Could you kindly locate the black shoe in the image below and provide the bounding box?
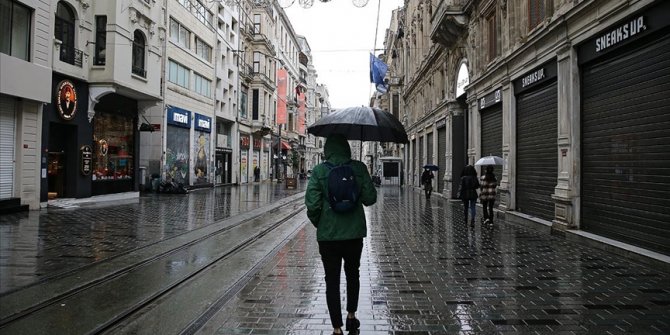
[346,317,360,332]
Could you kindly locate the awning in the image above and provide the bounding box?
[274,140,291,150]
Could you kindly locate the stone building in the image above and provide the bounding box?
[388,0,670,255]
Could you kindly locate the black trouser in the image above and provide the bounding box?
[482,199,494,221]
[318,238,364,329]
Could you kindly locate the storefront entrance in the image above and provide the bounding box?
[47,123,77,198]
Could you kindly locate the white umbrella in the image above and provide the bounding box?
[475,155,505,166]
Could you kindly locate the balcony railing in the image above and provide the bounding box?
[132,66,147,78]
[60,44,83,67]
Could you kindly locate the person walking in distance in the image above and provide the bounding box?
[421,168,434,199]
[305,134,377,335]
[479,165,497,226]
[458,165,480,227]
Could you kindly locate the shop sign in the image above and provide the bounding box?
[578,1,670,65]
[240,135,250,150]
[436,117,446,128]
[455,62,469,98]
[56,80,77,121]
[195,113,212,132]
[479,88,502,110]
[513,61,557,94]
[253,138,262,150]
[167,106,191,128]
[80,145,92,176]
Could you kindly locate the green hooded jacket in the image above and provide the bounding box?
[305,134,377,241]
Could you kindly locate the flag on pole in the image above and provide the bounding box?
[370,53,389,94]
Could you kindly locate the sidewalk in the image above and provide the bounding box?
[197,186,670,334]
[0,182,305,294]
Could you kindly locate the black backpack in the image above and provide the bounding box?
[324,160,360,213]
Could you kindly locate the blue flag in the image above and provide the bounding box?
[370,53,388,93]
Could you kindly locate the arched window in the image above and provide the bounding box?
[132,30,146,77]
[55,2,76,65]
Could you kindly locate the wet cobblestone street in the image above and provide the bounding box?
[0,183,304,293]
[200,187,670,335]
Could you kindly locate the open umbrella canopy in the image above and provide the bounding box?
[423,164,439,171]
[307,106,409,143]
[475,155,505,166]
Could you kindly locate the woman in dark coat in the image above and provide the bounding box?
[458,165,480,226]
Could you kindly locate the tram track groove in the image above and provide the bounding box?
[0,195,305,334]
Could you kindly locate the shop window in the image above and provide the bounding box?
[0,0,31,61]
[93,113,134,181]
[94,15,106,65]
[132,30,146,77]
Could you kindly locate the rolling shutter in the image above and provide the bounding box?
[0,96,16,199]
[581,32,670,255]
[480,106,502,159]
[515,82,558,221]
[437,126,446,193]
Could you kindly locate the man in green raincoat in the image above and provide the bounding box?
[305,134,377,335]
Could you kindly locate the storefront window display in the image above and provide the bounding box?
[92,112,134,181]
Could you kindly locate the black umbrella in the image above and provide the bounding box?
[307,106,409,143]
[423,164,439,171]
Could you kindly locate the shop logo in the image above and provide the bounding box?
[172,112,188,124]
[198,119,210,130]
[56,80,77,120]
[595,16,646,53]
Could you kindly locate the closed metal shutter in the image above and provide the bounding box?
[412,138,416,185]
[515,82,558,221]
[0,96,16,199]
[418,136,423,184]
[480,106,502,159]
[426,132,433,164]
[438,126,446,193]
[581,33,670,255]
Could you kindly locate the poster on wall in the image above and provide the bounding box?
[166,126,190,185]
[194,132,210,184]
[240,152,248,183]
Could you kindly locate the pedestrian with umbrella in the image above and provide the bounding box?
[421,164,438,199]
[306,106,408,335]
[479,165,497,226]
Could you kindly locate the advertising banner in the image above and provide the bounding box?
[298,91,306,134]
[277,68,288,125]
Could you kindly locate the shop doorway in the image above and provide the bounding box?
[48,123,76,198]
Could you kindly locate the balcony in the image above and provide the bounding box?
[59,44,83,67]
[251,32,275,55]
[240,63,253,83]
[251,70,275,91]
[430,0,471,48]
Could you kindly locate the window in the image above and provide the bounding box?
[170,18,190,48]
[253,14,260,34]
[94,16,106,65]
[177,0,189,9]
[195,37,211,62]
[55,1,77,65]
[486,11,498,62]
[194,73,211,97]
[168,59,189,88]
[240,91,248,119]
[528,0,546,30]
[252,89,259,120]
[253,51,260,73]
[0,0,31,61]
[193,1,212,27]
[132,30,146,77]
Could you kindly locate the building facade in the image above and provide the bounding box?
[0,0,53,210]
[388,0,670,255]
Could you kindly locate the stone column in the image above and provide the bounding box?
[445,100,464,197]
[466,97,479,165]
[552,43,580,230]
[499,81,513,211]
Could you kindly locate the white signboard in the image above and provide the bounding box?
[456,62,469,98]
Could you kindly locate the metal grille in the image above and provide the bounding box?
[515,82,558,221]
[581,32,670,255]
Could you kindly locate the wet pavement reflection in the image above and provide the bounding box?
[202,186,670,335]
[0,183,304,294]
